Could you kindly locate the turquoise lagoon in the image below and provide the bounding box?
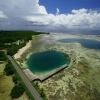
[27,50,70,72]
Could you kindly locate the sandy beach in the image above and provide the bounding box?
[14,40,32,59]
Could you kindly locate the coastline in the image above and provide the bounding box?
[14,40,32,59]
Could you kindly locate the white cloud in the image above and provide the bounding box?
[72,8,88,14]
[0,11,7,18]
[39,6,48,15]
[0,0,47,17]
[0,0,100,33]
[56,8,60,15]
[25,8,100,30]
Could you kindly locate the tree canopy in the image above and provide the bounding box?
[10,83,25,98]
[4,62,14,76]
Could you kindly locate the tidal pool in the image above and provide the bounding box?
[59,38,100,49]
[27,50,70,72]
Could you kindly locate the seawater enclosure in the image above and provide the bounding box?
[27,50,70,72]
[16,34,71,81]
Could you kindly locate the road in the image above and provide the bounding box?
[7,55,43,100]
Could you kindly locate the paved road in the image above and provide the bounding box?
[7,55,43,100]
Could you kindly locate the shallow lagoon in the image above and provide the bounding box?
[27,50,70,72]
[59,38,100,49]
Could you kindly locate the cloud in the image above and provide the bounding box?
[72,8,88,14]
[25,8,100,30]
[0,0,47,17]
[0,0,100,33]
[56,8,60,15]
[0,11,7,18]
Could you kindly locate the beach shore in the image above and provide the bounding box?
[14,40,32,59]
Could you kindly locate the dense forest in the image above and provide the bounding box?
[0,31,49,55]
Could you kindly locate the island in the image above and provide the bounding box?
[0,31,100,100]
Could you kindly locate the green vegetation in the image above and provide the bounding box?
[0,31,49,55]
[1,31,48,99]
[0,51,7,61]
[12,69,35,100]
[10,83,25,98]
[33,82,48,100]
[4,62,14,76]
[3,61,34,99]
[0,31,48,45]
[12,74,20,84]
[4,61,34,99]
[22,83,35,100]
[0,63,14,100]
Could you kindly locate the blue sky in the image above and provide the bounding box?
[39,0,100,14]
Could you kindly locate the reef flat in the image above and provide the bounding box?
[14,33,100,100]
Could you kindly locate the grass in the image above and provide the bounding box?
[0,63,14,100]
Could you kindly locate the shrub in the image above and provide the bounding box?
[4,62,14,76]
[12,75,20,84]
[10,83,25,98]
[0,51,6,61]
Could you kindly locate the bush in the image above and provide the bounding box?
[10,83,25,98]
[12,75,20,84]
[4,62,14,76]
[0,51,6,61]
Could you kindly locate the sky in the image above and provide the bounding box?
[39,0,100,14]
[0,0,100,33]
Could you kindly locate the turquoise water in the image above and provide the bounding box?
[27,50,70,72]
[59,39,100,49]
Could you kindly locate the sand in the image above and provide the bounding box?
[14,41,32,59]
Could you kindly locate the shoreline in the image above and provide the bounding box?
[14,40,32,59]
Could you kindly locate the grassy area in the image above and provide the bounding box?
[0,63,14,100]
